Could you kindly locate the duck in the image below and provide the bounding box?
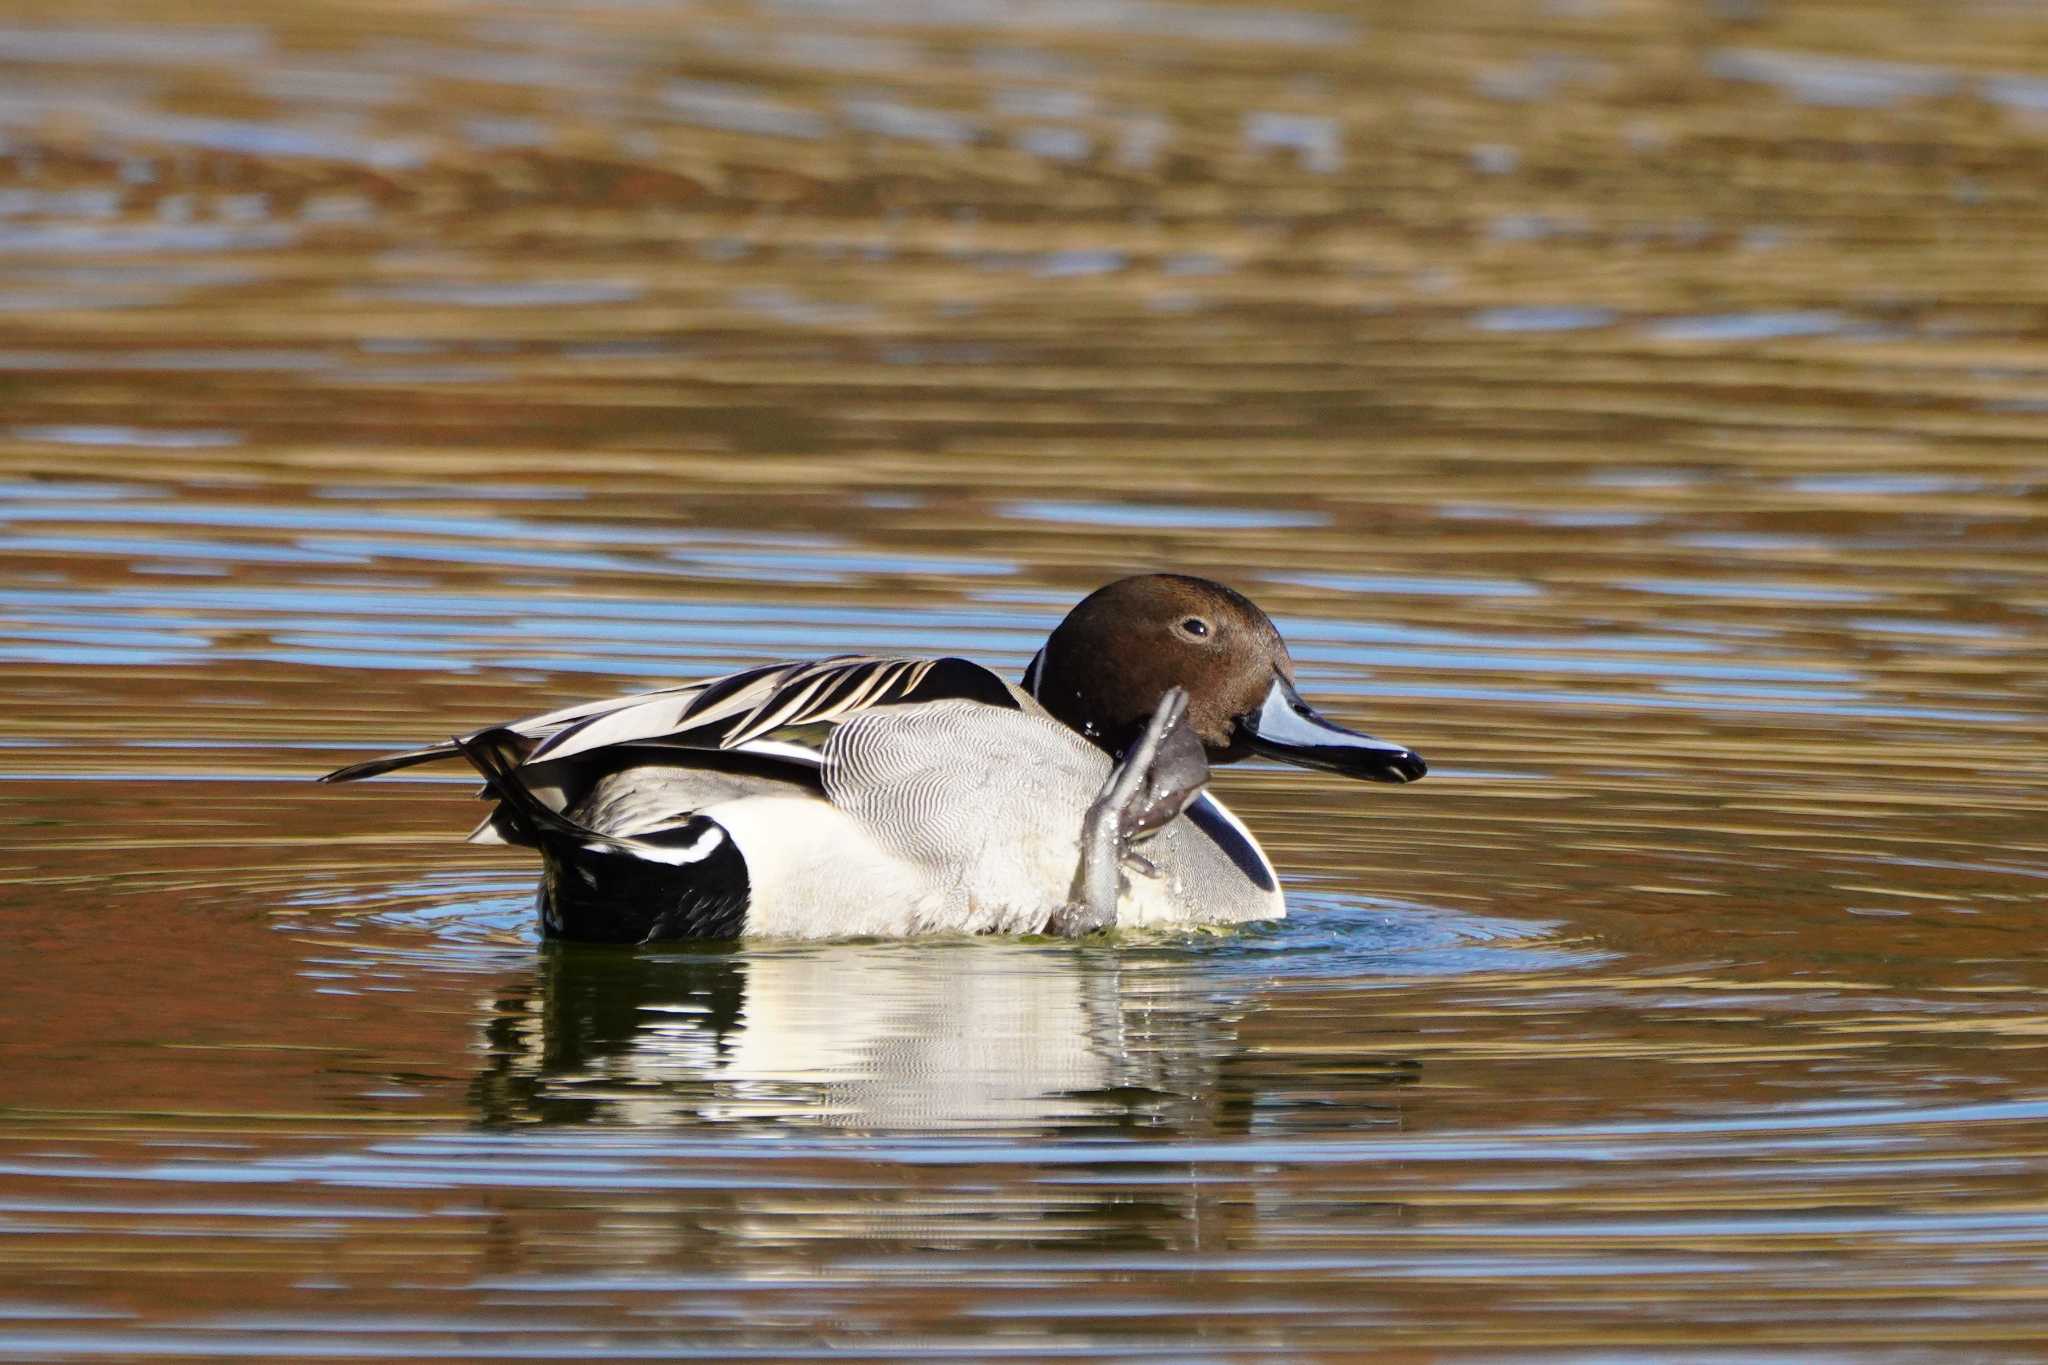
[319,574,1426,942]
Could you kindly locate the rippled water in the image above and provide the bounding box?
[2,0,2047,1356]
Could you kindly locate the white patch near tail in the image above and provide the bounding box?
[582,824,728,867]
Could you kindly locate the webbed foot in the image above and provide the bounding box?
[1048,686,1210,936]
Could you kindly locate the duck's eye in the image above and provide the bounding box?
[1178,617,1212,639]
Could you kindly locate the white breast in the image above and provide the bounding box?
[708,700,1284,938]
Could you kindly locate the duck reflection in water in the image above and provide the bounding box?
[472,939,1419,1133]
[475,940,1230,1131]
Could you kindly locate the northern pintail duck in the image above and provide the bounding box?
[321,574,1425,942]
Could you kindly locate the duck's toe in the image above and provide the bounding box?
[1051,686,1210,935]
[1117,696,1209,851]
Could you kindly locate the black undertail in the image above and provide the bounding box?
[535,821,751,944]
[453,730,751,945]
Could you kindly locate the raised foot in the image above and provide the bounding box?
[1048,685,1211,936]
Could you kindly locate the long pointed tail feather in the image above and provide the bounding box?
[317,742,465,783]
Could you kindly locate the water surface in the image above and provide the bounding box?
[2,0,2047,1357]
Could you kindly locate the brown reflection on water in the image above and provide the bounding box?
[2,0,2048,1355]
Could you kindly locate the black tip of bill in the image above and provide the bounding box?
[1240,675,1427,785]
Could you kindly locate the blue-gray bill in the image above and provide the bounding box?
[1238,675,1426,784]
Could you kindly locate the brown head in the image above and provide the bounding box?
[1024,574,1426,784]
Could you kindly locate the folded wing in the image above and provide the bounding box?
[319,654,1021,783]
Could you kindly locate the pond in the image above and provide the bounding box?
[1,0,2046,1355]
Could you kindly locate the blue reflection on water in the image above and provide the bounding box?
[1623,578,1877,604]
[1001,500,1327,529]
[1267,571,1542,599]
[1641,311,1846,342]
[12,425,240,448]
[1471,306,1617,333]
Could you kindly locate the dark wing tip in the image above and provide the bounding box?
[450,728,606,848]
